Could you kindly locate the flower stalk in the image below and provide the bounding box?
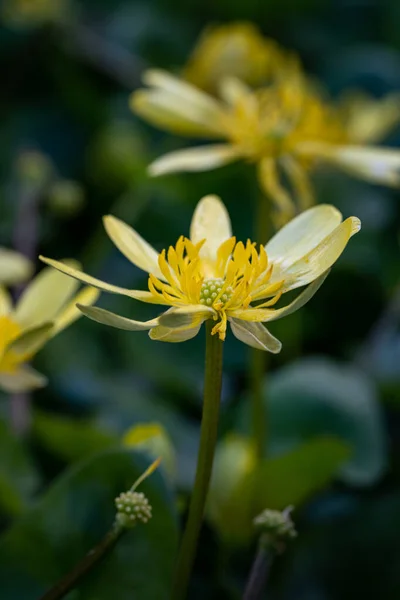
[172,320,224,600]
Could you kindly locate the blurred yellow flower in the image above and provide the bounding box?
[183,22,282,94]
[339,90,400,145]
[0,248,33,286]
[131,68,400,222]
[0,265,99,392]
[41,195,360,351]
[123,422,176,481]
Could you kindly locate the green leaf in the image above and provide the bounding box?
[0,449,178,599]
[212,437,350,545]
[0,418,40,516]
[32,410,118,462]
[238,357,388,486]
[266,358,388,485]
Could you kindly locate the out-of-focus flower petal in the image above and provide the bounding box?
[52,287,100,335]
[6,322,54,357]
[14,264,80,328]
[0,366,47,393]
[0,287,12,315]
[0,248,33,286]
[149,144,240,177]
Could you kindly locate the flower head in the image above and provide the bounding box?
[131,66,400,222]
[40,195,360,352]
[0,265,99,392]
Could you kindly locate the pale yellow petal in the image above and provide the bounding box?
[0,366,47,393]
[0,286,12,316]
[149,144,240,177]
[7,322,54,357]
[231,271,330,322]
[149,323,202,343]
[0,248,33,285]
[77,304,159,331]
[258,158,295,220]
[190,195,232,265]
[298,142,400,187]
[281,217,361,291]
[14,263,80,328]
[143,70,225,130]
[266,204,343,284]
[229,319,282,353]
[282,157,314,210]
[39,257,165,304]
[218,77,253,106]
[158,304,215,329]
[51,287,100,335]
[103,215,164,278]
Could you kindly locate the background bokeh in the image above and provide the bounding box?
[1,0,400,598]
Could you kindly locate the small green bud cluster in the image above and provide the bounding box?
[115,491,152,528]
[200,278,232,307]
[254,507,297,551]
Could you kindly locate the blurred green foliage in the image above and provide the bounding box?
[1,0,400,598]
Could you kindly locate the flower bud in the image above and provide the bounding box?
[253,507,297,551]
[115,491,152,528]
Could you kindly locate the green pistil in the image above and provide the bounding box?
[200,278,232,307]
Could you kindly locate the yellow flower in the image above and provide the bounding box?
[131,69,400,221]
[0,265,99,392]
[183,22,282,94]
[0,248,33,286]
[40,195,360,351]
[338,90,400,145]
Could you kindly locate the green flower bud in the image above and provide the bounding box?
[253,507,297,551]
[115,491,152,529]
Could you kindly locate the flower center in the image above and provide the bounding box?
[199,278,232,307]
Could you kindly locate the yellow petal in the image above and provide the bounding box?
[219,77,253,106]
[0,366,47,393]
[149,323,202,343]
[190,195,232,265]
[299,143,400,187]
[7,322,54,357]
[39,257,164,304]
[281,217,360,291]
[149,144,240,177]
[131,70,225,137]
[282,157,314,211]
[0,248,33,285]
[229,319,282,353]
[158,304,215,329]
[266,204,343,284]
[14,263,80,329]
[0,286,12,316]
[51,287,100,335]
[258,158,295,219]
[103,215,164,279]
[232,271,330,322]
[77,304,159,331]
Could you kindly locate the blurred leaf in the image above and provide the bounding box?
[212,436,349,545]
[240,357,388,486]
[0,418,40,516]
[0,449,178,599]
[32,410,118,462]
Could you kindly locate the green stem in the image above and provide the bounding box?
[39,524,124,600]
[243,544,274,600]
[172,321,224,600]
[250,193,271,460]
